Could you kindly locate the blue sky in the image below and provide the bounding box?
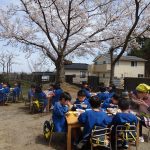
[0,0,95,73]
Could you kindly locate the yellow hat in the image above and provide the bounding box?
[136,83,150,93]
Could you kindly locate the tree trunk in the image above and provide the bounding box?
[109,50,115,85]
[55,56,65,83]
[2,64,5,73]
[110,63,115,85]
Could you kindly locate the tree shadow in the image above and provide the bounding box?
[0,103,10,106]
[35,133,66,150]
[18,105,31,114]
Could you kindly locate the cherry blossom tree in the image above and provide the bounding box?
[0,0,116,83]
[101,0,150,84]
[0,0,149,84]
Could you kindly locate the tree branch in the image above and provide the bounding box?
[64,28,108,56]
[13,35,56,62]
[62,0,73,51]
[112,0,140,65]
[37,0,58,53]
[52,0,68,30]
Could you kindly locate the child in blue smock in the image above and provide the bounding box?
[0,88,4,104]
[1,83,10,102]
[77,96,112,149]
[52,83,63,106]
[52,92,72,132]
[111,98,138,149]
[97,87,110,102]
[3,83,10,94]
[34,85,48,110]
[81,81,91,99]
[108,84,116,98]
[0,83,3,89]
[72,90,91,111]
[13,83,21,102]
[28,84,36,102]
[102,94,120,110]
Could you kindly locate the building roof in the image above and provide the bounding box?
[94,54,147,62]
[64,63,88,70]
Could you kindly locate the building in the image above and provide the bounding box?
[64,63,88,84]
[32,72,56,83]
[89,54,147,86]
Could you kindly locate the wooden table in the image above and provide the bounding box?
[66,112,82,150]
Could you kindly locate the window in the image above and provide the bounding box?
[138,74,144,78]
[103,61,106,64]
[94,61,98,65]
[80,71,86,78]
[103,73,105,78]
[131,61,137,67]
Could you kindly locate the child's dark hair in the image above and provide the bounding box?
[112,94,120,101]
[89,96,101,108]
[99,86,106,93]
[60,92,71,101]
[54,83,61,90]
[118,98,130,111]
[31,84,36,88]
[77,90,86,97]
[82,81,88,85]
[35,85,42,93]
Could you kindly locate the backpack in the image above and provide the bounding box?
[43,120,54,140]
[31,100,40,113]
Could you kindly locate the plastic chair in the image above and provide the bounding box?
[115,124,138,150]
[90,126,112,150]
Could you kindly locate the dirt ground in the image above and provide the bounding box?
[0,83,150,150]
[0,102,67,150]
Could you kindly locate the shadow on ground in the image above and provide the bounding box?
[35,133,66,150]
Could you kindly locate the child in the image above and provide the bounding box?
[109,84,116,98]
[81,81,91,99]
[102,94,120,110]
[72,90,91,111]
[77,96,112,149]
[0,83,3,89]
[111,98,138,149]
[13,83,21,102]
[52,92,72,132]
[34,85,48,111]
[97,86,110,102]
[28,84,36,102]
[51,83,63,106]
[2,83,10,94]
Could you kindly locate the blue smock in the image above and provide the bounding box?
[52,89,63,106]
[52,102,68,132]
[78,110,112,137]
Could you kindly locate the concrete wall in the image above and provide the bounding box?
[114,61,145,78]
